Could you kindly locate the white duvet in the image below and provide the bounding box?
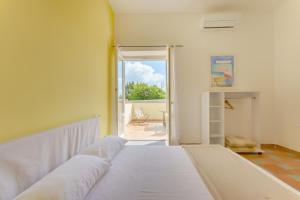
[85,146,214,200]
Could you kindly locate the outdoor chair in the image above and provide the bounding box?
[134,108,150,124]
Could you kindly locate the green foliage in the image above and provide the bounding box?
[125,82,166,100]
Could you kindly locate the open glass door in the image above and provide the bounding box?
[165,50,170,146]
[115,47,170,144]
[117,59,125,137]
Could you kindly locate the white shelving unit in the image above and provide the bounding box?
[201,91,262,153]
[201,92,225,146]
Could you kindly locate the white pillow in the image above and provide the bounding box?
[80,143,107,158]
[15,155,110,200]
[101,136,127,160]
[80,136,127,161]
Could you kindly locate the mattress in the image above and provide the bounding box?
[85,145,214,200]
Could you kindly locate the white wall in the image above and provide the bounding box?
[274,0,300,151]
[115,9,275,144]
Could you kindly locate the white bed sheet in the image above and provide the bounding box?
[85,145,214,200]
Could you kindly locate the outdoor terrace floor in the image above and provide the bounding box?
[123,120,167,141]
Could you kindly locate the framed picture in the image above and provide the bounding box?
[211,56,234,87]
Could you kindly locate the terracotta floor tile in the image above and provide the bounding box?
[278,163,296,170]
[262,164,289,174]
[269,155,281,161]
[290,169,300,174]
[289,174,300,182]
[241,146,300,191]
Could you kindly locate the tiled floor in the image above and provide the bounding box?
[242,146,300,191]
[123,121,166,141]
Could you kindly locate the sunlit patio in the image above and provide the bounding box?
[124,121,166,140]
[120,100,167,141]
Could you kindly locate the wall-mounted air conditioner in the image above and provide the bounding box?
[202,15,240,30]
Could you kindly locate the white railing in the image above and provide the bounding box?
[119,99,166,125]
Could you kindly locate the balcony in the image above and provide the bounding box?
[119,100,167,141]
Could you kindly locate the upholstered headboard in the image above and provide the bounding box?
[0,117,99,200]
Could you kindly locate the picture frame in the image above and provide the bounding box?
[210,56,234,87]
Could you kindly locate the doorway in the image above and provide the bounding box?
[116,49,169,143]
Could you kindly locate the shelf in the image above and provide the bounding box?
[210,134,224,138]
[202,92,226,146]
[210,137,225,145]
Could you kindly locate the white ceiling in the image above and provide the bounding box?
[109,0,280,14]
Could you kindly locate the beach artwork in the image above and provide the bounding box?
[211,56,234,87]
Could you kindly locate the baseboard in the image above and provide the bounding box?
[262,144,300,155]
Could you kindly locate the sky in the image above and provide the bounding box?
[118,61,167,96]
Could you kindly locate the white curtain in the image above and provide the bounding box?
[168,46,180,145]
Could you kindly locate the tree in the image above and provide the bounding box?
[125,82,165,100]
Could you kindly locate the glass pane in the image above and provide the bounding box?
[122,60,168,142]
[124,61,167,100]
[118,60,125,136]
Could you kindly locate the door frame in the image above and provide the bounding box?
[112,54,171,144]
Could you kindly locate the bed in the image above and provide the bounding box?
[0,118,214,200]
[1,118,300,200]
[86,145,213,200]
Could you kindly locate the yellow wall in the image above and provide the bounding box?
[0,0,114,143]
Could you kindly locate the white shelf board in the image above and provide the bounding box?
[210,134,224,138]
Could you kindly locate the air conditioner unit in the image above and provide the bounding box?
[202,16,239,30]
